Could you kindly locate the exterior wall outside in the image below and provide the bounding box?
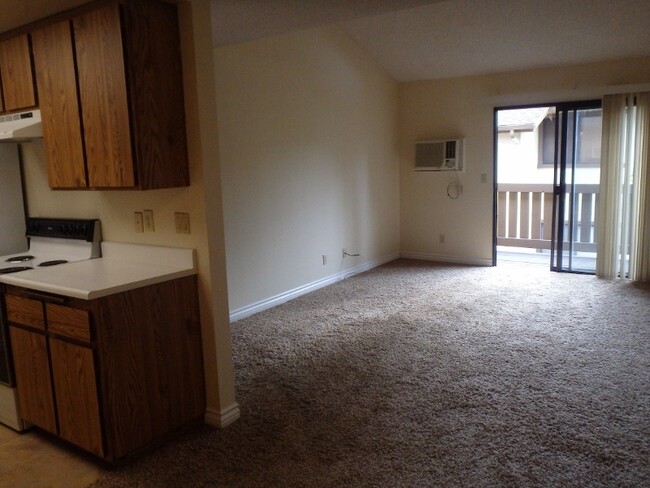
[498,130,554,185]
[497,131,600,185]
[214,25,401,312]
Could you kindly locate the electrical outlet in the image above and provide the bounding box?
[143,209,155,232]
[322,254,327,266]
[481,173,488,184]
[342,248,347,259]
[134,212,144,233]
[174,212,191,234]
[439,234,445,244]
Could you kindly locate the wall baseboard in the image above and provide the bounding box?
[229,252,400,322]
[400,251,493,267]
[205,403,241,428]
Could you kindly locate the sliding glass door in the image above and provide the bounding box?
[550,101,602,273]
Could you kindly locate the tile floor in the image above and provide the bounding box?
[0,424,103,488]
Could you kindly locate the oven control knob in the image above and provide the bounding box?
[27,220,39,234]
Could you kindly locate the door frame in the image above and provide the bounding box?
[492,99,602,271]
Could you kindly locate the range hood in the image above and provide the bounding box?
[0,110,42,142]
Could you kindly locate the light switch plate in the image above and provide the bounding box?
[174,212,190,234]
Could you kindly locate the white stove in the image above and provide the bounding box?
[0,218,101,274]
[0,217,101,431]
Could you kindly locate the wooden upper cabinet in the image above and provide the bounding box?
[120,0,189,189]
[0,34,36,112]
[74,5,135,188]
[29,0,188,190]
[31,21,87,188]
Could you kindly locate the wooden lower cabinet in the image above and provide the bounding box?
[49,338,103,457]
[9,327,57,434]
[4,275,205,462]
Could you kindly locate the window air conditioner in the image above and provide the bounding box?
[414,139,464,171]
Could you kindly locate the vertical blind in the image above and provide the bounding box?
[597,92,650,280]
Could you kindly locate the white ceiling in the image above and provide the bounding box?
[212,0,650,82]
[1,1,649,83]
[211,0,443,46]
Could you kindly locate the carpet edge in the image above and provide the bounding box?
[229,252,400,322]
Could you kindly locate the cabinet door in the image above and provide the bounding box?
[0,35,36,112]
[74,4,135,188]
[31,21,87,189]
[9,327,57,434]
[122,0,189,189]
[50,338,104,457]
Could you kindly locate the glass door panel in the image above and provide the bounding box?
[551,105,602,273]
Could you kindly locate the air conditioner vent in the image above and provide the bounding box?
[414,139,464,171]
[445,141,456,160]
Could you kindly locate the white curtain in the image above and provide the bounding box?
[633,93,650,281]
[596,92,650,280]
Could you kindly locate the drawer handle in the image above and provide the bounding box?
[23,291,67,305]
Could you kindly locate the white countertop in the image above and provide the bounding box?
[0,242,197,300]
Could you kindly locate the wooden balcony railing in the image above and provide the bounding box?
[497,183,599,252]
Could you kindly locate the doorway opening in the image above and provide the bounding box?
[494,101,603,273]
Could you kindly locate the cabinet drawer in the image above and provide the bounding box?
[46,303,91,342]
[5,295,45,330]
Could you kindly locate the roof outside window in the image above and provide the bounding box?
[497,107,552,132]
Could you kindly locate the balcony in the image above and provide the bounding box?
[496,183,598,271]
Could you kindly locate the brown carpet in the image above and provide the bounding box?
[92,259,650,487]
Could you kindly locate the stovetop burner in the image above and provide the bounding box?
[39,260,69,267]
[0,266,32,274]
[5,255,34,263]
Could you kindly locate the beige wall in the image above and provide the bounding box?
[18,0,237,424]
[399,56,650,264]
[214,25,401,312]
